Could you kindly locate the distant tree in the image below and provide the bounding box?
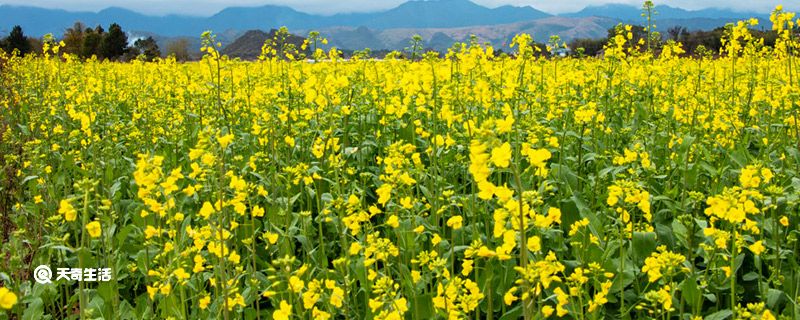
[165,38,190,61]
[667,26,688,42]
[682,27,724,55]
[385,50,405,59]
[2,25,32,56]
[751,29,778,48]
[102,23,128,60]
[569,38,606,57]
[608,25,648,44]
[352,48,372,60]
[81,26,104,58]
[62,21,86,55]
[130,36,160,61]
[27,37,43,55]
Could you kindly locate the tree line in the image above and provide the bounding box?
[566,2,781,57]
[1,23,192,61]
[567,25,781,57]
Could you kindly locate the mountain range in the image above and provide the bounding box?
[0,0,551,36]
[0,0,776,52]
[566,3,768,21]
[314,16,619,52]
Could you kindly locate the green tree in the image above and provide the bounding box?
[569,38,606,57]
[62,22,86,56]
[81,26,104,58]
[2,25,32,56]
[102,23,128,60]
[165,38,191,61]
[131,36,161,61]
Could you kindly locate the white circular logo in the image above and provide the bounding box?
[33,265,52,284]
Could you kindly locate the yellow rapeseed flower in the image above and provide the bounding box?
[0,287,18,309]
[217,133,234,148]
[446,215,463,230]
[490,142,512,168]
[273,300,292,320]
[86,221,102,238]
[199,295,211,309]
[58,199,77,221]
[748,240,766,255]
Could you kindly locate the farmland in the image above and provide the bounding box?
[1,12,800,320]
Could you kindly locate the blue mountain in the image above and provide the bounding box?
[565,4,769,25]
[0,0,550,37]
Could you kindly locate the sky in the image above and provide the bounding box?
[0,0,794,16]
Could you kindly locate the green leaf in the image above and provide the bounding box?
[499,305,522,320]
[243,307,257,320]
[16,123,30,135]
[40,244,75,253]
[632,232,657,264]
[109,179,123,198]
[704,309,733,320]
[419,185,433,202]
[654,222,676,249]
[742,272,759,281]
[679,275,700,308]
[699,161,718,178]
[729,148,749,167]
[734,253,745,273]
[765,288,785,309]
[21,175,40,185]
[352,257,369,293]
[551,163,579,192]
[22,297,44,320]
[567,193,604,235]
[289,193,302,206]
[678,135,696,154]
[118,300,136,320]
[88,295,106,318]
[610,267,635,294]
[672,219,689,248]
[412,294,434,319]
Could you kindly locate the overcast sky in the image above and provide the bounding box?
[0,0,794,16]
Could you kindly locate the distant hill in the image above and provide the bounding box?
[331,0,549,29]
[0,0,549,37]
[221,29,307,60]
[565,4,769,30]
[0,6,201,37]
[214,16,616,59]
[220,30,272,60]
[296,16,618,53]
